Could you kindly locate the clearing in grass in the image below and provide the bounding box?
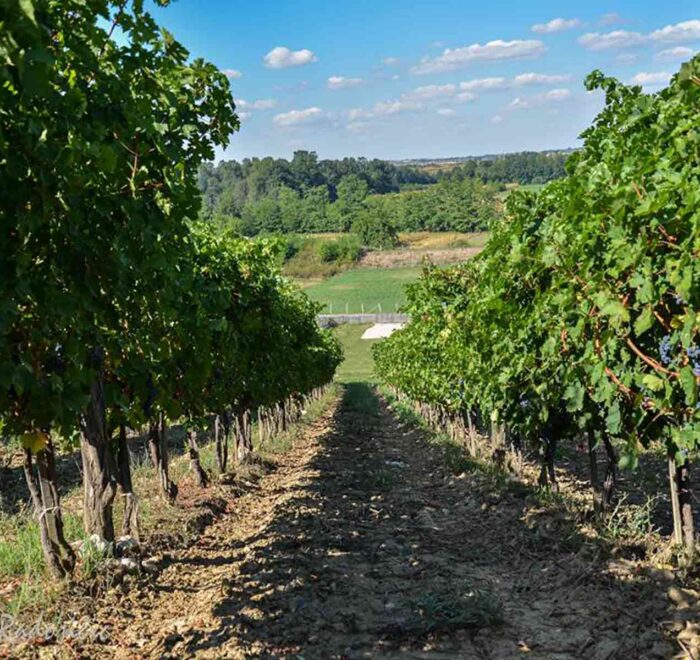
[306,267,420,314]
[332,324,380,384]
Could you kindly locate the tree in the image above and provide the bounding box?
[242,197,283,234]
[278,186,303,233]
[352,207,398,249]
[301,186,331,232]
[375,56,700,556]
[291,150,324,189]
[0,0,238,565]
[330,175,369,231]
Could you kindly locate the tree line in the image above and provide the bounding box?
[198,152,434,219]
[374,58,700,556]
[203,172,500,239]
[1,0,341,576]
[436,150,570,185]
[198,150,569,238]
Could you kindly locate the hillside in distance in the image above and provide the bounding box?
[389,147,578,167]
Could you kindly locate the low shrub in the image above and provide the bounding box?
[317,235,363,263]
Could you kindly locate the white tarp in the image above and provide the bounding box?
[361,323,404,339]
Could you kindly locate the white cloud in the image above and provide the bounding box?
[411,39,546,75]
[491,114,504,124]
[222,69,242,79]
[373,99,423,116]
[509,88,572,110]
[600,13,622,26]
[238,112,252,121]
[531,18,582,34]
[579,21,700,52]
[327,76,364,90]
[649,20,700,43]
[263,46,317,69]
[273,107,325,127]
[437,108,456,116]
[456,91,477,103]
[578,30,646,51]
[347,98,424,122]
[401,83,481,107]
[513,72,572,85]
[345,70,570,124]
[346,109,364,121]
[459,77,508,91]
[237,98,277,110]
[545,88,572,101]
[404,83,457,100]
[457,73,570,92]
[509,97,529,110]
[346,121,372,132]
[630,71,672,88]
[383,57,400,66]
[656,46,695,61]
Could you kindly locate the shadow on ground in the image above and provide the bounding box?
[160,382,684,659]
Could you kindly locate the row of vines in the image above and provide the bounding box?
[0,1,341,577]
[375,57,700,556]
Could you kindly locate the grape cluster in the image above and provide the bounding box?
[659,335,673,366]
[687,345,700,377]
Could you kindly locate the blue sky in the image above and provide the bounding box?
[150,1,699,161]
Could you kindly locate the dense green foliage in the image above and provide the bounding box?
[366,179,499,233]
[204,172,499,238]
[0,0,341,574]
[1,0,237,437]
[351,207,399,249]
[198,151,563,237]
[317,235,363,264]
[198,152,433,227]
[375,58,700,549]
[436,150,569,185]
[0,0,339,437]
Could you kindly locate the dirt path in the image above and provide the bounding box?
[75,384,684,659]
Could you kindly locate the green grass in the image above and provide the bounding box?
[307,267,420,314]
[0,388,339,621]
[342,382,381,417]
[0,510,84,615]
[332,324,381,384]
[516,183,546,192]
[405,585,503,635]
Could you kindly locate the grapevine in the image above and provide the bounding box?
[375,55,700,554]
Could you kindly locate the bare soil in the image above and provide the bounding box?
[18,385,700,658]
[359,247,482,269]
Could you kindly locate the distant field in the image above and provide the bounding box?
[306,267,421,314]
[414,162,463,175]
[332,324,379,383]
[359,231,488,268]
[497,182,546,200]
[359,246,481,268]
[286,231,487,289]
[295,230,486,250]
[398,231,489,249]
[511,183,546,193]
